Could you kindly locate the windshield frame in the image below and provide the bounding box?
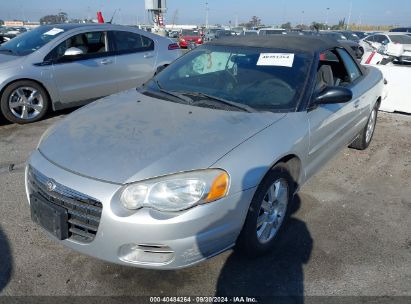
[146,44,314,113]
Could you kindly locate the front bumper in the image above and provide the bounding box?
[26,150,255,269]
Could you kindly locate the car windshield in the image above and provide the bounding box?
[261,30,284,35]
[389,35,411,44]
[216,30,231,37]
[0,26,65,56]
[181,30,199,36]
[354,32,367,39]
[243,31,258,36]
[324,33,347,40]
[149,45,311,112]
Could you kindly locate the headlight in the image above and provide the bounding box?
[120,169,229,212]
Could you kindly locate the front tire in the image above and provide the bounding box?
[237,163,294,257]
[0,80,49,124]
[349,105,378,150]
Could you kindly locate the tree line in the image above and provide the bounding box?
[240,16,394,31]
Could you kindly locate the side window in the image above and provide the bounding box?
[317,48,361,92]
[381,35,390,45]
[45,31,107,62]
[364,35,374,43]
[374,35,386,44]
[316,50,345,92]
[112,31,154,54]
[336,49,362,82]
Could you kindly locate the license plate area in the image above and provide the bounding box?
[30,194,69,240]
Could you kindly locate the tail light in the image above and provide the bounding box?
[168,43,180,50]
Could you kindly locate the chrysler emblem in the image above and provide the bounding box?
[46,180,56,192]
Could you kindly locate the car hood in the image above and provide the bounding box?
[39,89,285,184]
[0,53,24,68]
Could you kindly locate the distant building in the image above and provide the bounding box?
[3,20,40,28]
[4,20,24,27]
[24,22,40,28]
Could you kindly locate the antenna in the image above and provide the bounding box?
[108,9,117,24]
[171,9,178,29]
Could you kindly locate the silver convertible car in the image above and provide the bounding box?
[26,36,384,269]
[0,24,181,123]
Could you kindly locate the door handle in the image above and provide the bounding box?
[100,59,113,65]
[354,100,360,108]
[144,53,154,59]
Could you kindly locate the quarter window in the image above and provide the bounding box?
[336,49,362,82]
[111,31,154,53]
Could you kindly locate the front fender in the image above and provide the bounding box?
[0,68,60,108]
[211,112,310,195]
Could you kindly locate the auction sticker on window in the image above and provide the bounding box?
[44,28,64,36]
[257,53,295,67]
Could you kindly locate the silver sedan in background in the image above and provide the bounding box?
[0,24,182,123]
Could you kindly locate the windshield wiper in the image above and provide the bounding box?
[154,80,193,104]
[181,92,256,113]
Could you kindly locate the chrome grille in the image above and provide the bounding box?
[28,166,102,243]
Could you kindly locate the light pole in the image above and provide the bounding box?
[205,1,209,29]
[325,8,330,27]
[346,0,352,30]
[300,11,304,27]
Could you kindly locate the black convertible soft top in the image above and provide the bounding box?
[208,35,343,55]
[208,35,367,74]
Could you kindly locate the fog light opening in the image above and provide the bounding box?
[118,243,175,265]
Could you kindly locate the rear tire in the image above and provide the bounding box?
[349,105,378,150]
[0,80,49,124]
[237,163,294,257]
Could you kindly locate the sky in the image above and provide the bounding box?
[0,0,410,26]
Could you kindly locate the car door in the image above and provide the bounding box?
[109,30,157,92]
[362,35,375,52]
[48,30,118,105]
[305,49,362,179]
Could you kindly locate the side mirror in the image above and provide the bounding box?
[64,47,84,57]
[315,86,353,105]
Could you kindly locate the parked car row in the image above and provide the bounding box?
[0,26,28,39]
[0,35,10,45]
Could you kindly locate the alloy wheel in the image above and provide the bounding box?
[256,178,289,244]
[366,108,377,143]
[8,86,44,120]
